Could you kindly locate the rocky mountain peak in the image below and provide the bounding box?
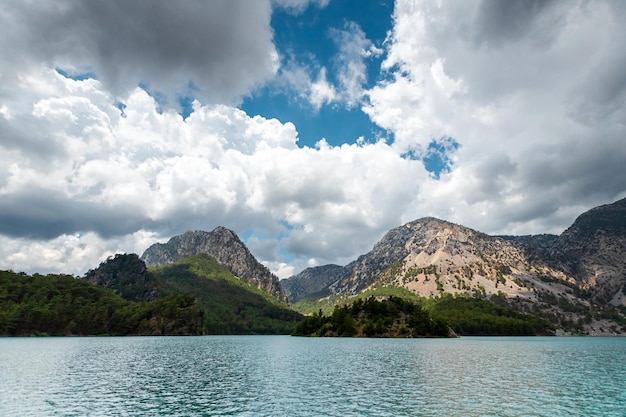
[546,197,626,304]
[141,227,287,302]
[281,198,626,334]
[286,213,591,305]
[330,216,536,297]
[566,197,626,238]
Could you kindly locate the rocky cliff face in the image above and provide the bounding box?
[281,264,345,303]
[327,217,572,301]
[283,198,626,334]
[544,198,626,305]
[286,200,626,303]
[141,227,287,302]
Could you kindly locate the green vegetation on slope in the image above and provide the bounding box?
[293,285,421,316]
[151,254,302,334]
[84,253,155,301]
[294,286,555,336]
[0,270,203,336]
[0,254,302,336]
[425,294,556,336]
[293,296,452,338]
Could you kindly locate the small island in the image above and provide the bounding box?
[292,296,456,338]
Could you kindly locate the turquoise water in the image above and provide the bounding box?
[0,336,624,416]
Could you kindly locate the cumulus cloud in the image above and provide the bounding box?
[0,231,159,278]
[0,68,430,276]
[364,0,626,235]
[1,0,625,280]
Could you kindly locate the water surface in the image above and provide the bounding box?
[1,336,624,416]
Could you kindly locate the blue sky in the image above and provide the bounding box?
[243,0,393,148]
[1,0,625,278]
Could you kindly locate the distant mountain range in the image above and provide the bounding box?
[2,198,624,336]
[282,198,626,335]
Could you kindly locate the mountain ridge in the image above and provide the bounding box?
[283,198,626,335]
[141,226,286,302]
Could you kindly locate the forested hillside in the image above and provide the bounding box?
[284,198,626,335]
[293,287,556,337]
[0,270,203,336]
[0,254,302,336]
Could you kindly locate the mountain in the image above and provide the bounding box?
[293,217,566,301]
[283,198,626,335]
[148,254,301,334]
[0,251,303,336]
[545,198,626,305]
[281,264,345,303]
[141,227,286,302]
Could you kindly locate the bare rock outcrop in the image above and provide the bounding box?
[545,197,626,305]
[281,264,345,304]
[141,227,287,302]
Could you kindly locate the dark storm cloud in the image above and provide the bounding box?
[0,189,154,240]
[0,0,276,104]
[572,53,626,125]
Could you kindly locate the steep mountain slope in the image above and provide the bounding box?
[286,218,571,302]
[545,197,626,305]
[328,217,569,301]
[499,234,559,264]
[141,227,286,302]
[82,253,301,334]
[84,253,157,301]
[151,255,302,334]
[281,264,345,303]
[284,199,626,334]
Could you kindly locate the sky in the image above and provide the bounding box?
[1,0,625,279]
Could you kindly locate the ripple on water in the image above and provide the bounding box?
[1,336,625,416]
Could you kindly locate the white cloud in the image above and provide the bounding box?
[272,0,330,15]
[1,0,625,280]
[273,20,381,112]
[330,21,382,107]
[309,68,338,111]
[0,230,158,277]
[364,0,626,235]
[0,67,431,276]
[430,59,466,98]
[275,57,334,111]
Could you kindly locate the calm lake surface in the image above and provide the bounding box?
[1,336,624,416]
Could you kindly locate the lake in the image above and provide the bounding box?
[1,336,624,416]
